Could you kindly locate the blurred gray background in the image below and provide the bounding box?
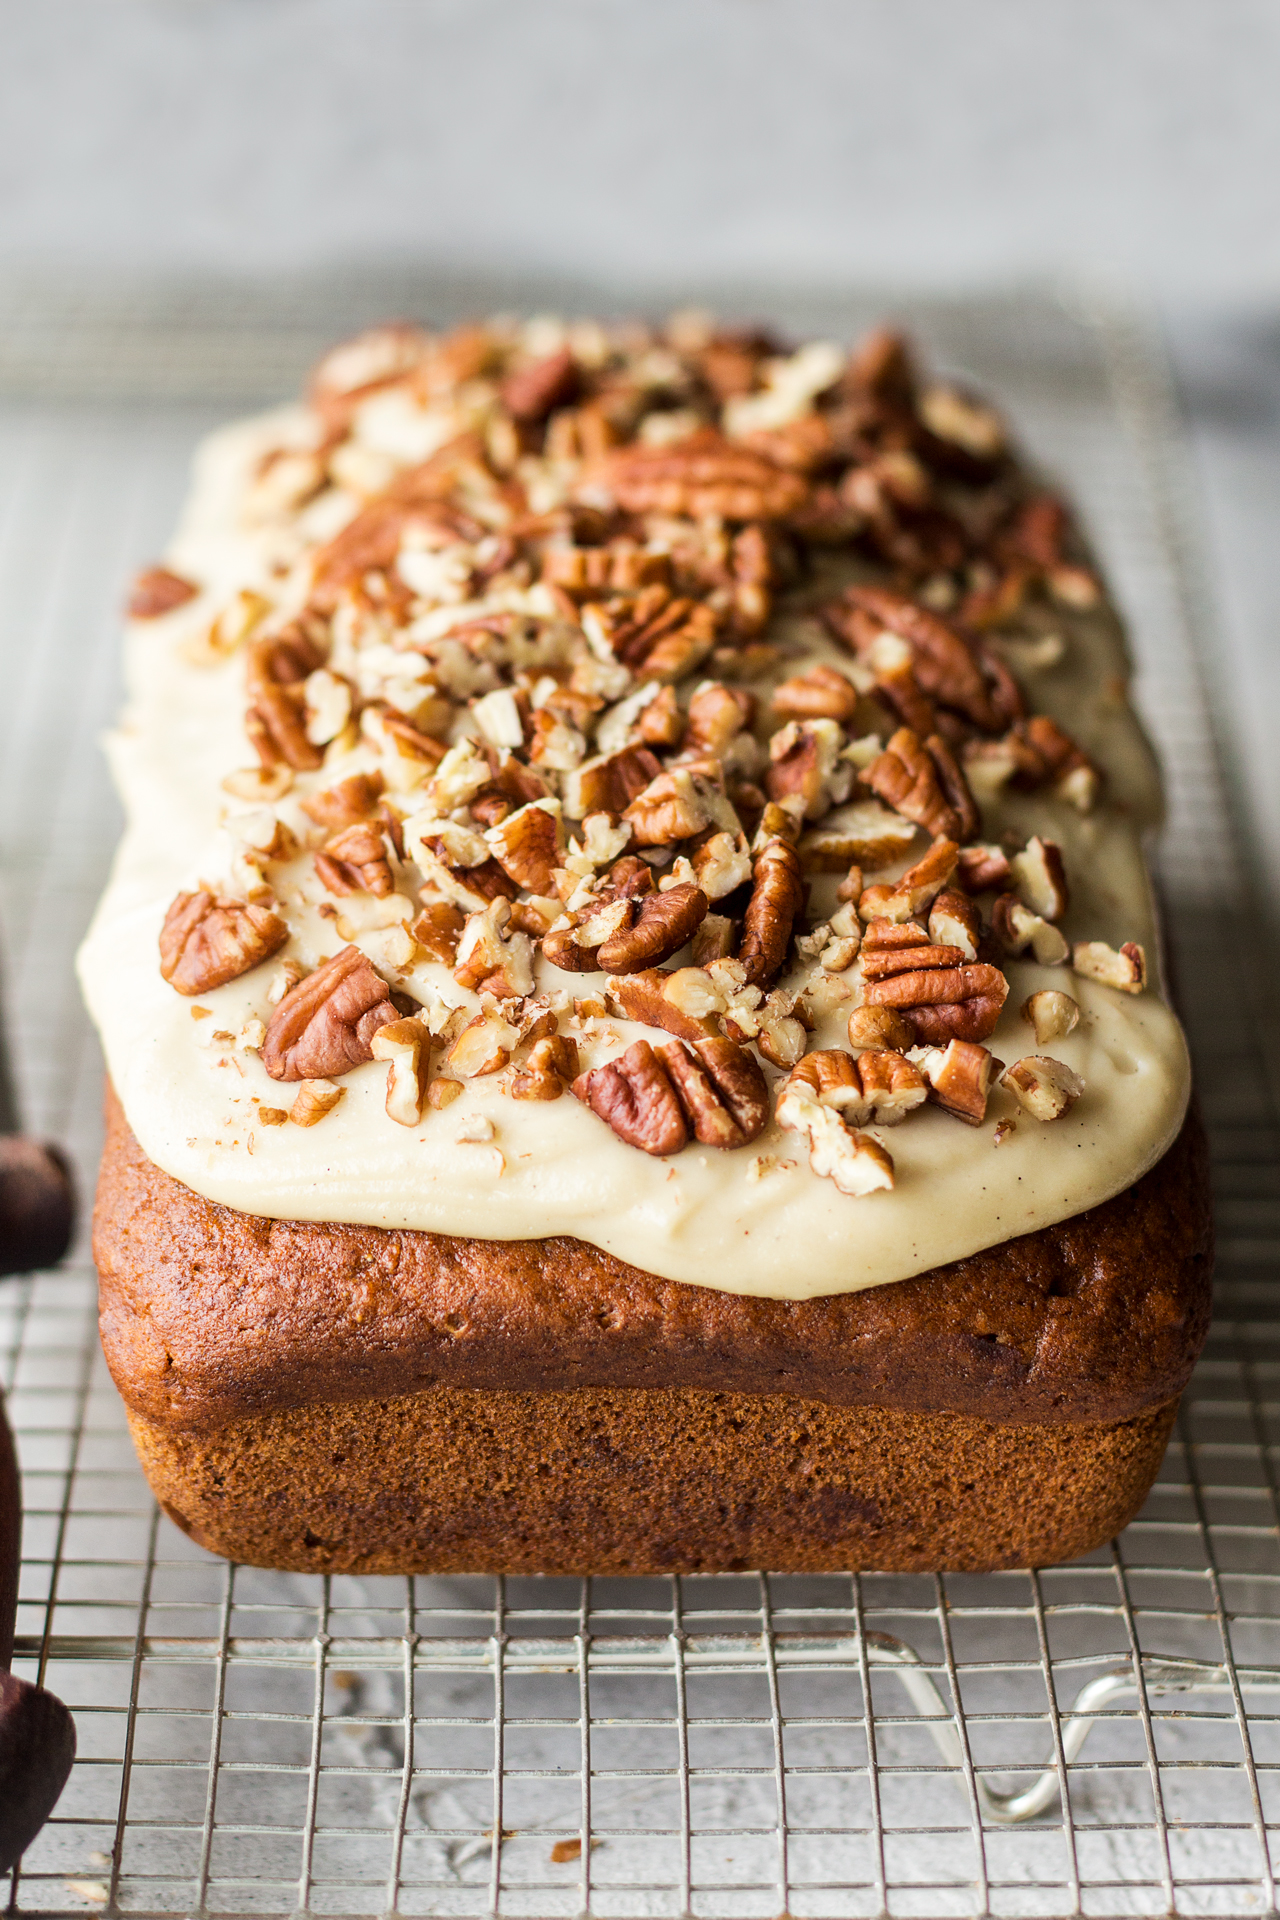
[0,0,1278,901]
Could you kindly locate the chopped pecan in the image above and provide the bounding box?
[990,894,1069,965]
[512,1033,580,1101]
[562,744,663,819]
[447,1009,519,1077]
[846,1048,929,1125]
[957,843,1011,893]
[410,899,466,964]
[798,801,917,874]
[589,429,809,521]
[609,966,721,1041]
[864,958,1009,1044]
[691,830,752,901]
[924,733,979,841]
[501,346,578,422]
[370,1016,431,1125]
[1072,940,1146,993]
[262,945,399,1082]
[913,1038,1000,1125]
[623,767,718,846]
[597,882,709,974]
[1002,1054,1084,1121]
[572,1039,688,1155]
[1022,988,1080,1043]
[887,837,959,915]
[160,890,288,996]
[686,682,755,755]
[1011,836,1069,922]
[486,798,563,894]
[301,772,385,829]
[453,898,535,997]
[289,1079,344,1127]
[315,822,394,898]
[847,1004,914,1052]
[766,718,855,821]
[775,1060,896,1197]
[771,664,859,724]
[1016,715,1099,812]
[739,837,805,988]
[927,887,981,960]
[655,1035,769,1148]
[692,914,736,965]
[129,566,198,619]
[637,683,685,747]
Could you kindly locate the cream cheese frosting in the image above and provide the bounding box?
[77,325,1190,1301]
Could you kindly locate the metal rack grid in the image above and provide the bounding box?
[0,285,1276,1918]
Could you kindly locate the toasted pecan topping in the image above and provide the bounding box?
[990,894,1069,966]
[927,887,981,959]
[833,585,1022,734]
[512,1033,579,1101]
[957,842,1012,893]
[302,772,385,829]
[915,1038,1000,1125]
[775,1058,896,1197]
[609,966,721,1041]
[1022,988,1080,1044]
[771,664,859,724]
[315,822,394,898]
[1011,835,1069,923]
[129,566,198,619]
[289,1079,344,1127]
[262,945,399,1082]
[371,1017,430,1125]
[686,682,755,754]
[159,890,288,996]
[1073,940,1146,994]
[862,728,962,841]
[410,899,465,964]
[563,745,663,820]
[738,836,805,989]
[766,718,854,821]
[486,799,563,895]
[572,1039,688,1156]
[847,1003,915,1052]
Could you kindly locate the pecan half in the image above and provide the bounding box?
[655,1034,769,1148]
[572,1039,688,1155]
[590,429,809,521]
[262,945,399,1081]
[738,837,805,988]
[315,822,394,897]
[860,931,966,982]
[924,732,979,841]
[159,890,288,996]
[864,958,1009,1044]
[832,586,1022,733]
[129,566,198,619]
[597,882,709,974]
[862,728,962,841]
[771,664,859,724]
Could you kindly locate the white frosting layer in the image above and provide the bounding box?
[77,405,1190,1301]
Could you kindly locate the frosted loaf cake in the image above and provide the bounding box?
[83,317,1211,1572]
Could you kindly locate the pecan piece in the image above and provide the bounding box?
[262,945,399,1081]
[775,1059,896,1197]
[370,1016,431,1126]
[609,966,722,1041]
[597,883,709,974]
[512,1033,580,1102]
[914,1038,1000,1125]
[562,745,663,820]
[622,767,720,847]
[771,664,859,724]
[129,566,198,619]
[924,733,979,842]
[927,887,981,960]
[739,837,805,988]
[1010,835,1069,923]
[990,894,1069,966]
[315,822,394,897]
[289,1079,344,1127]
[864,959,1009,1044]
[501,346,578,423]
[1001,1054,1084,1121]
[860,933,966,983]
[1022,988,1080,1043]
[572,1040,688,1156]
[766,719,855,821]
[862,727,976,842]
[655,1035,768,1149]
[833,585,1021,733]
[686,683,755,755]
[301,772,385,830]
[957,843,1011,893]
[847,1004,915,1052]
[159,890,288,996]
[247,683,324,772]
[453,898,535,998]
[486,798,563,895]
[590,429,809,521]
[1072,940,1146,993]
[411,899,466,964]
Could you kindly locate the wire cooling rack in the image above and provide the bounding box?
[0,284,1276,1919]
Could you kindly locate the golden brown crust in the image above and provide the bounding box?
[127,1385,1181,1577]
[95,1085,1212,1437]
